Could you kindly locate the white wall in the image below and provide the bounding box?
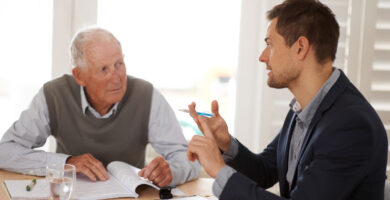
[36,0,390,172]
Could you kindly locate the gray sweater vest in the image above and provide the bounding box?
[43,74,153,167]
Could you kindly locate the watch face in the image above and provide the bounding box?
[159,188,173,199]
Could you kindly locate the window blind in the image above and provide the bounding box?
[371,0,390,174]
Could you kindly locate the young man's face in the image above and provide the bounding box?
[259,18,301,89]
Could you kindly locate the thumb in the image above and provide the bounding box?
[211,100,220,117]
[198,116,214,139]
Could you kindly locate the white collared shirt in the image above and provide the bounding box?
[79,86,119,119]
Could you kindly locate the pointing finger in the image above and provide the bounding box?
[188,102,198,118]
[198,116,214,139]
[188,102,202,131]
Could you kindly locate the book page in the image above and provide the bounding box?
[73,174,136,200]
[107,161,160,194]
[4,161,161,200]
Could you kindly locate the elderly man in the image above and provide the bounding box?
[0,28,200,187]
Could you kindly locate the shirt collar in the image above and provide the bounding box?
[80,86,119,119]
[289,67,341,125]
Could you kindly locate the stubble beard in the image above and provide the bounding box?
[267,67,300,89]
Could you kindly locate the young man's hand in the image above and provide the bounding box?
[188,100,231,152]
[187,116,226,178]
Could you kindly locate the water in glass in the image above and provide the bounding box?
[46,164,75,200]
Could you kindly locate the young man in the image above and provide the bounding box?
[187,0,388,199]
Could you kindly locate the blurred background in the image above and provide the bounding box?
[0,0,389,177]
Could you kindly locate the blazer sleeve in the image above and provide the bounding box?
[226,133,280,189]
[219,108,385,200]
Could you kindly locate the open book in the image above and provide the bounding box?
[75,161,161,199]
[3,161,162,200]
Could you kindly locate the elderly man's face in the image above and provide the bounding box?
[74,39,127,109]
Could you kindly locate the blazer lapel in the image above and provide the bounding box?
[279,111,297,197]
[290,71,350,189]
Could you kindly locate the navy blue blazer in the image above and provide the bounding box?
[220,71,388,200]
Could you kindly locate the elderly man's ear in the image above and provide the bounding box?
[72,67,86,87]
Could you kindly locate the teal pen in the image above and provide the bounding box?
[179,109,215,117]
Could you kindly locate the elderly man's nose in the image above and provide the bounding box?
[110,68,122,81]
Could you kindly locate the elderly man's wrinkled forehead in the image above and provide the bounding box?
[82,31,121,50]
[80,32,123,65]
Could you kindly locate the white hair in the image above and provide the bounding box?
[70,27,122,68]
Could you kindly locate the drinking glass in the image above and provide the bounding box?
[46,163,76,200]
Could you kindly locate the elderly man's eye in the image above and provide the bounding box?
[101,66,107,72]
[116,61,123,67]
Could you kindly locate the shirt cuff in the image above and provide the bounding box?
[212,165,236,198]
[45,152,71,173]
[167,156,201,186]
[222,135,239,162]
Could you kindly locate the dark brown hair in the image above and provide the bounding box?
[267,0,340,64]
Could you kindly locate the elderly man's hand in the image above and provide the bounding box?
[187,116,226,178]
[138,156,172,187]
[66,153,109,181]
